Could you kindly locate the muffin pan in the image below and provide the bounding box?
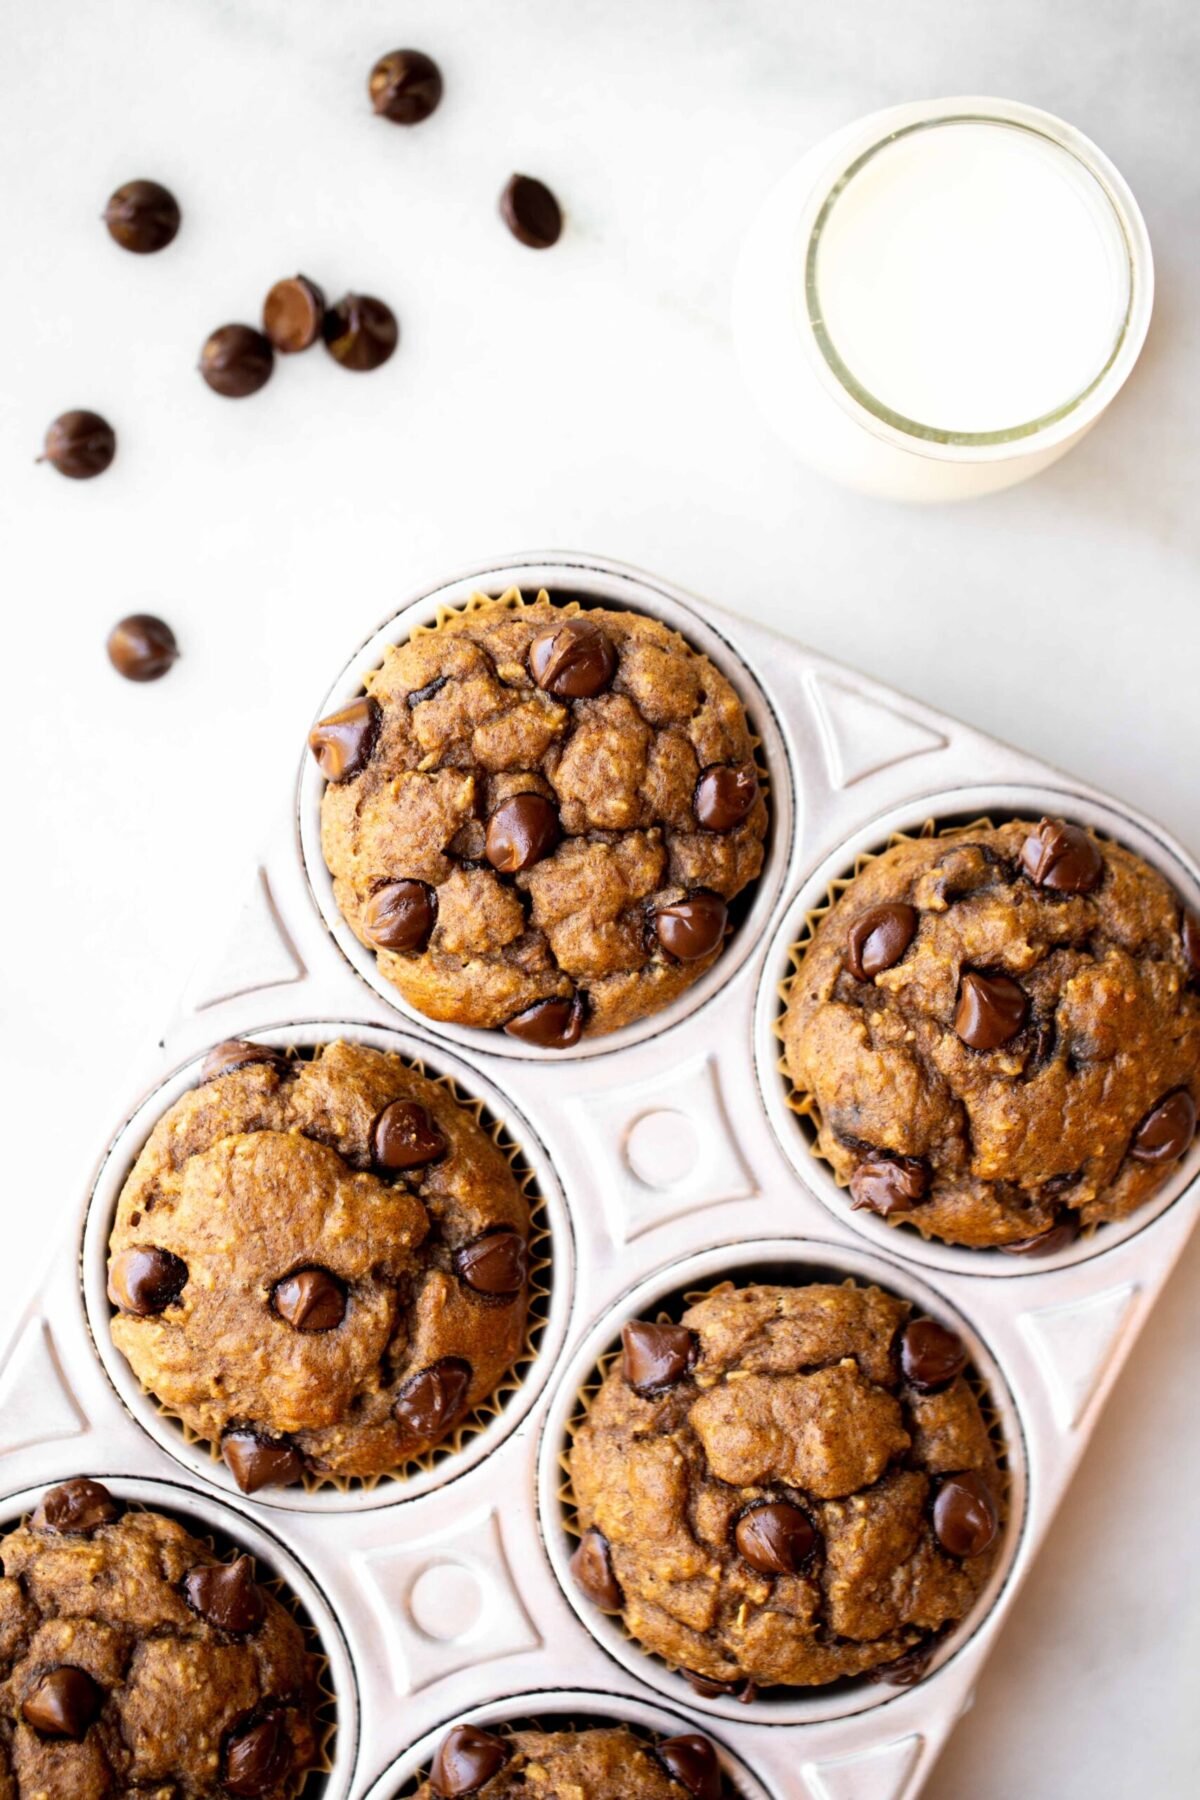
[1,549,1197,1800]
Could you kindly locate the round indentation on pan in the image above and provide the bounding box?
[81,1021,574,1513]
[755,786,1200,1278]
[363,1689,774,1800]
[539,1236,1025,1729]
[0,1472,358,1798]
[296,551,796,1063]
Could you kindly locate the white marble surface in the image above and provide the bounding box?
[2,0,1198,1793]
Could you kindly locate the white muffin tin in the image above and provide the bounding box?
[2,550,1197,1800]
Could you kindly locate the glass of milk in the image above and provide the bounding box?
[733,98,1153,501]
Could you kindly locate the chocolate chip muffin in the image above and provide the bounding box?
[311,591,768,1045]
[106,1039,534,1489]
[414,1721,728,1800]
[0,1479,321,1797]
[567,1281,1002,1689]
[781,819,1200,1250]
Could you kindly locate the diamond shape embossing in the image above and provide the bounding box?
[806,671,947,789]
[182,868,304,1013]
[0,1318,87,1456]
[805,1734,924,1800]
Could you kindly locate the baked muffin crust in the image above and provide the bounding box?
[413,1721,728,1799]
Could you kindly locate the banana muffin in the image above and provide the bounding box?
[568,1281,1002,1690]
[415,1721,728,1799]
[106,1039,533,1489]
[781,818,1200,1249]
[0,1478,321,1797]
[310,591,768,1046]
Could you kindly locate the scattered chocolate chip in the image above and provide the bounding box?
[500,173,563,248]
[1000,1217,1081,1257]
[868,1636,940,1686]
[371,1099,448,1170]
[933,1471,999,1558]
[222,1431,305,1495]
[322,293,398,371]
[108,1247,188,1316]
[955,970,1027,1050]
[200,1038,288,1083]
[33,1479,119,1535]
[1131,1088,1197,1163]
[657,1734,722,1800]
[272,1268,346,1332]
[849,1156,929,1217]
[655,892,728,962]
[104,178,180,253]
[503,993,585,1048]
[900,1318,967,1392]
[528,618,616,697]
[1020,818,1103,893]
[224,1711,291,1797]
[185,1556,266,1633]
[846,903,918,981]
[734,1501,817,1575]
[485,793,560,873]
[308,696,381,781]
[430,1724,510,1797]
[106,613,179,682]
[363,879,437,951]
[453,1230,529,1297]
[22,1666,101,1739]
[684,1670,743,1699]
[1183,910,1200,981]
[394,1357,473,1446]
[694,763,759,833]
[40,410,116,479]
[200,323,274,398]
[368,48,444,124]
[263,275,325,353]
[568,1526,624,1612]
[621,1320,696,1395]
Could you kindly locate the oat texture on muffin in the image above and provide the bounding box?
[311,590,768,1044]
[781,819,1200,1249]
[567,1281,1002,1690]
[106,1039,534,1488]
[414,1720,729,1799]
[0,1478,321,1797]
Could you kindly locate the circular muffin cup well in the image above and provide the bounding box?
[82,1021,574,1514]
[755,784,1200,1278]
[537,1236,1025,1730]
[296,551,796,1063]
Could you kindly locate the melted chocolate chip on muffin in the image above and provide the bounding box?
[415,1721,729,1799]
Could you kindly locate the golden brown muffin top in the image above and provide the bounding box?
[413,1721,728,1799]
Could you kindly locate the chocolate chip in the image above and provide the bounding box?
[955,970,1027,1050]
[200,1038,288,1083]
[453,1230,529,1297]
[263,275,325,353]
[200,323,274,397]
[900,1318,967,1392]
[1020,818,1103,893]
[185,1556,266,1633]
[40,410,116,479]
[106,613,179,682]
[430,1724,510,1797]
[694,763,758,833]
[846,903,918,981]
[528,619,616,697]
[1131,1088,1197,1163]
[308,696,381,781]
[867,1635,940,1686]
[1183,910,1200,981]
[1000,1217,1081,1257]
[657,1734,722,1800]
[485,793,560,873]
[500,173,563,248]
[655,892,728,962]
[734,1501,817,1575]
[108,1247,188,1316]
[849,1156,929,1217]
[621,1320,697,1395]
[272,1268,346,1332]
[224,1711,291,1797]
[568,1526,624,1612]
[368,48,443,123]
[394,1357,473,1447]
[22,1666,102,1739]
[33,1479,119,1535]
[685,1670,743,1699]
[222,1431,305,1495]
[363,879,437,951]
[503,993,585,1047]
[322,294,398,372]
[933,1471,999,1558]
[371,1099,447,1170]
[104,178,180,253]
